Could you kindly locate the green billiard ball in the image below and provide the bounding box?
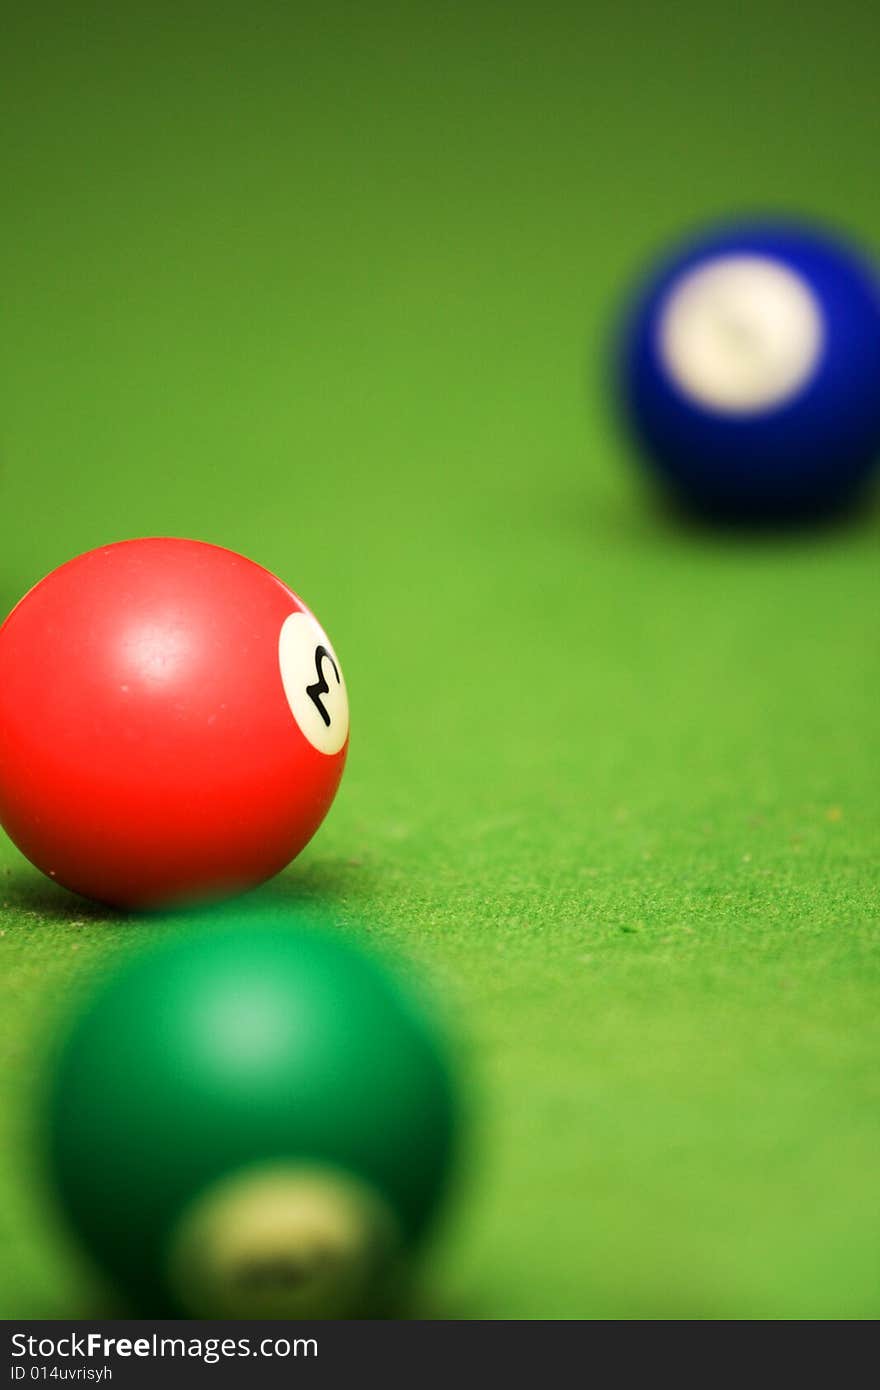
[46,921,459,1318]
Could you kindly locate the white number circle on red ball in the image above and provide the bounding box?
[658,253,825,414]
[279,611,349,755]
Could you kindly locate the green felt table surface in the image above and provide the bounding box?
[1,0,879,1320]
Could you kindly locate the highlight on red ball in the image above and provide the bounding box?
[0,538,350,909]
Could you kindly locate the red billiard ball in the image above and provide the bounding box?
[0,539,349,909]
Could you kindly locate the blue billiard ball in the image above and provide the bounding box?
[619,221,880,518]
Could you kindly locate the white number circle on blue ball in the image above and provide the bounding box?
[658,254,825,414]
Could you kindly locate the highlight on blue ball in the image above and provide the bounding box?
[617,219,880,519]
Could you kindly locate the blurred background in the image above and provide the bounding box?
[1,0,879,1319]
